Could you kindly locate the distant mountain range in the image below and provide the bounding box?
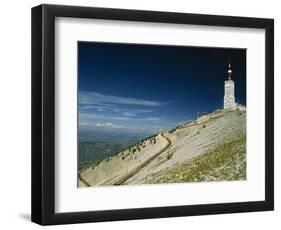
[79,130,148,169]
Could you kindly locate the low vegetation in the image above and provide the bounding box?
[144,136,246,184]
[166,152,173,160]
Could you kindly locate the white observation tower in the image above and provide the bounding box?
[224,61,236,110]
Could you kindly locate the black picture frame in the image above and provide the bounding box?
[31,4,274,225]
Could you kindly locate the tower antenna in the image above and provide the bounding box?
[227,60,232,80]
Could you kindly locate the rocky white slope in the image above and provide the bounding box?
[79,109,246,187]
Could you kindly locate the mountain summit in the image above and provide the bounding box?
[79,108,246,187]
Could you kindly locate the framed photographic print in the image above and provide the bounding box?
[31,4,274,225]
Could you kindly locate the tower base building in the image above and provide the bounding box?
[224,62,237,110]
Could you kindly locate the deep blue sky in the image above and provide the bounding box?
[78,42,246,134]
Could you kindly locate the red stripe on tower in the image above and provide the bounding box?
[228,62,232,80]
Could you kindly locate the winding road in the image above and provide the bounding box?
[99,133,172,186]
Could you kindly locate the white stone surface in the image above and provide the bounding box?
[224,79,236,110]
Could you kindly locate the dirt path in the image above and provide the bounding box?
[99,133,171,186]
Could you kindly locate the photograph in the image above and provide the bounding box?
[77,42,246,187]
[30,3,274,225]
